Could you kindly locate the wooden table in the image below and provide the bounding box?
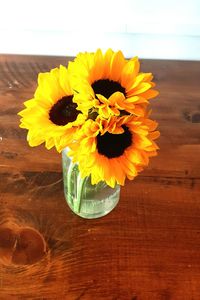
[0,55,200,300]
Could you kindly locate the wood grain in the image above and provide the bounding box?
[0,54,200,300]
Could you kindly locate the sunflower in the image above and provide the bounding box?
[18,65,86,152]
[68,114,160,188]
[69,49,158,119]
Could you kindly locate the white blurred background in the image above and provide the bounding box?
[0,0,200,60]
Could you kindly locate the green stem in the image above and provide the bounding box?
[67,160,76,205]
[75,173,87,213]
[67,159,87,213]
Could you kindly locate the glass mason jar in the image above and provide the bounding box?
[62,148,120,219]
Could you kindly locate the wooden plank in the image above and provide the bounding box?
[0,54,200,299]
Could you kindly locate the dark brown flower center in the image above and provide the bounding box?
[97,126,132,158]
[49,96,79,126]
[92,79,126,99]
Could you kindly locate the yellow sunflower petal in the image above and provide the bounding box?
[108,91,125,106]
[139,89,159,99]
[120,57,140,88]
[103,48,114,78]
[127,82,152,96]
[90,49,104,80]
[134,135,153,149]
[59,65,73,95]
[110,50,126,82]
[125,148,144,165]
[149,131,160,140]
[110,158,125,186]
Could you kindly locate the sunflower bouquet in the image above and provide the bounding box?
[18,49,159,218]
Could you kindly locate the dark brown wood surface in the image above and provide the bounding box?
[0,54,200,300]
